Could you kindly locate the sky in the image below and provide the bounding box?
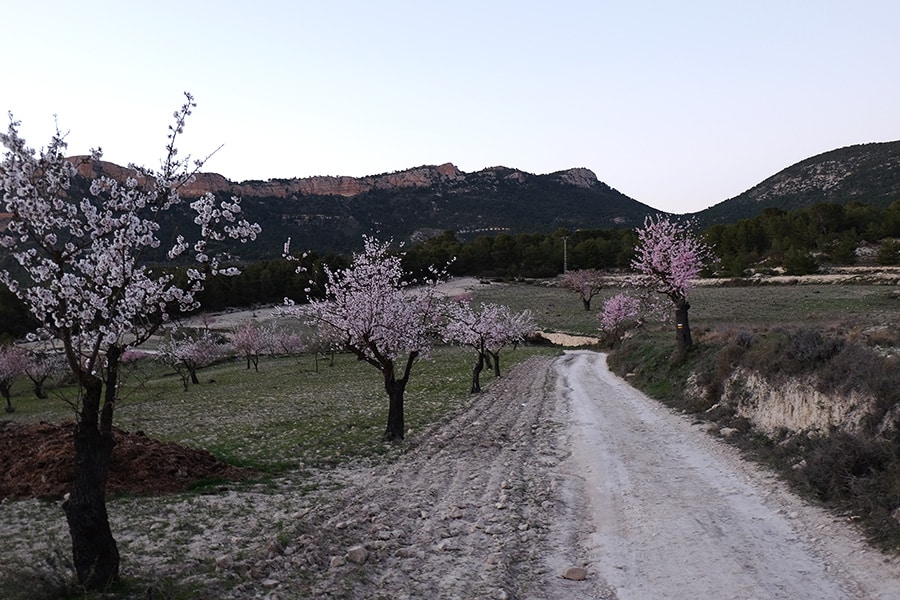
[3,1,899,214]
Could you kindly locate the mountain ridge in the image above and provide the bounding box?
[71,159,605,199]
[66,159,654,255]
[48,139,900,256]
[697,140,900,225]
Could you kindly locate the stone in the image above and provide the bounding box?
[562,567,588,581]
[329,555,346,569]
[346,545,369,565]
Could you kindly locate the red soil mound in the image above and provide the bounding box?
[0,420,253,500]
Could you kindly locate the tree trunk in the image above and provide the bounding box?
[189,366,200,385]
[489,350,501,377]
[675,300,693,351]
[33,377,49,399]
[63,379,119,590]
[383,376,407,441]
[2,384,13,413]
[471,352,485,393]
[582,297,591,311]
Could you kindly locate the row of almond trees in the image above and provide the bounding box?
[1,94,713,591]
[560,216,717,351]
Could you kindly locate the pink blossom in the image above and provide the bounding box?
[284,235,446,440]
[558,268,606,310]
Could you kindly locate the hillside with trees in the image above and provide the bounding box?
[698,141,900,226]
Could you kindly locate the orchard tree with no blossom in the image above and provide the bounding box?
[0,94,260,590]
[630,215,716,351]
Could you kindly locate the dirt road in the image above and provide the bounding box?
[554,350,900,599]
[294,351,900,599]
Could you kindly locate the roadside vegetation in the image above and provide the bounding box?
[604,283,900,552]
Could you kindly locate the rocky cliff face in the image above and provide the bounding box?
[71,158,469,198]
[69,158,602,199]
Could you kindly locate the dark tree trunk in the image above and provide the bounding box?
[675,300,693,351]
[32,377,49,399]
[489,350,501,377]
[189,367,200,385]
[471,351,485,393]
[581,297,591,311]
[63,378,119,590]
[383,376,407,441]
[2,384,13,412]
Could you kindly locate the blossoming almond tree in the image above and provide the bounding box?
[230,320,273,371]
[0,93,260,590]
[443,300,535,393]
[484,304,535,377]
[0,343,28,412]
[286,236,444,441]
[598,293,642,346]
[157,328,226,389]
[558,268,607,310]
[23,349,66,399]
[630,215,716,351]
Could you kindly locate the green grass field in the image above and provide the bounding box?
[3,343,559,472]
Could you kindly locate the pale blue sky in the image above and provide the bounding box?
[3,1,899,214]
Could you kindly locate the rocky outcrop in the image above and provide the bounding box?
[720,368,873,435]
[555,167,599,188]
[67,159,613,201]
[69,157,467,199]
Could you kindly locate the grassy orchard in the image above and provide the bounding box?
[3,343,559,473]
[4,280,896,473]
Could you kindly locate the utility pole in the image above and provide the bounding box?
[562,236,569,273]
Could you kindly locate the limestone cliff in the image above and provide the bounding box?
[68,158,604,199]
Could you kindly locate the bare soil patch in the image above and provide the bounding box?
[0,421,252,500]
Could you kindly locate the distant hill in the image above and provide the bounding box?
[697,141,900,226]
[72,159,660,257]
[61,140,900,257]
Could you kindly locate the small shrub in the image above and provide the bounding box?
[802,432,891,502]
